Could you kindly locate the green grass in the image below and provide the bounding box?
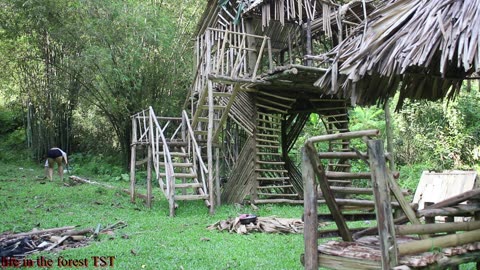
[0,162,307,270]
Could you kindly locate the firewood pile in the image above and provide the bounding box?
[0,222,126,258]
[208,216,327,234]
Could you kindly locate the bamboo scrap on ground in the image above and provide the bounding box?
[207,216,327,234]
[69,175,149,200]
[0,222,126,257]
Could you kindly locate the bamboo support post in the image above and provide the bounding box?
[147,144,152,208]
[367,139,398,269]
[207,80,215,215]
[302,147,318,270]
[130,117,137,203]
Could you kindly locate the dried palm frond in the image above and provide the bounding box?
[316,0,480,107]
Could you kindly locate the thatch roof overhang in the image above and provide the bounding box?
[315,0,480,107]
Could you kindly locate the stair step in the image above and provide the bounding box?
[328,163,351,168]
[158,152,188,157]
[256,145,280,149]
[257,133,279,138]
[200,105,226,110]
[257,185,294,189]
[257,193,298,197]
[198,117,221,122]
[324,113,348,118]
[327,128,349,132]
[325,120,349,124]
[175,194,209,201]
[213,92,232,97]
[159,162,193,167]
[175,183,203,189]
[256,168,288,173]
[159,172,196,178]
[257,177,289,181]
[257,152,281,156]
[330,141,350,145]
[257,160,285,165]
[256,138,279,144]
[258,112,282,119]
[257,126,280,132]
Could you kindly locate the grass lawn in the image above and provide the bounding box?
[0,162,309,270]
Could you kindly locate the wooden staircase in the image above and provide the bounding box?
[130,107,210,216]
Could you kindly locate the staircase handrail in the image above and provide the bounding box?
[149,106,175,197]
[182,110,208,195]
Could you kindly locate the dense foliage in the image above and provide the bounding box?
[0,0,203,165]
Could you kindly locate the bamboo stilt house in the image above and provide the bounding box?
[130,0,379,215]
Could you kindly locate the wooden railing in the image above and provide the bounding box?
[182,110,208,194]
[193,28,273,99]
[148,107,176,215]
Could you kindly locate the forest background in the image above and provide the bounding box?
[0,0,479,191]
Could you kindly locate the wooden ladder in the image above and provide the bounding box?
[254,111,298,201]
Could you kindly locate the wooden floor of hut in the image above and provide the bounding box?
[313,236,480,270]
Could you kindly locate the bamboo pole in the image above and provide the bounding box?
[368,139,398,269]
[146,143,152,208]
[384,99,395,170]
[302,147,318,270]
[307,129,379,143]
[398,229,480,256]
[130,117,137,203]
[395,220,480,235]
[207,80,215,215]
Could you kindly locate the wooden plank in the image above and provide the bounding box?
[305,142,352,242]
[302,147,318,270]
[367,139,398,269]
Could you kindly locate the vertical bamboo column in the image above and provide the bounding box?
[207,80,215,215]
[302,147,318,270]
[147,111,155,209]
[130,117,137,203]
[367,139,398,269]
[215,147,221,206]
[384,99,395,171]
[147,142,152,208]
[305,19,312,67]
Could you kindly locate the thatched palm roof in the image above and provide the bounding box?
[315,0,480,107]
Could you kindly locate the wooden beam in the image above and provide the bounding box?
[367,139,398,269]
[302,147,318,270]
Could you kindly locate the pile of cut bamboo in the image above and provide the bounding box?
[208,216,323,234]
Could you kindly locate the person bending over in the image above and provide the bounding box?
[47,147,68,181]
